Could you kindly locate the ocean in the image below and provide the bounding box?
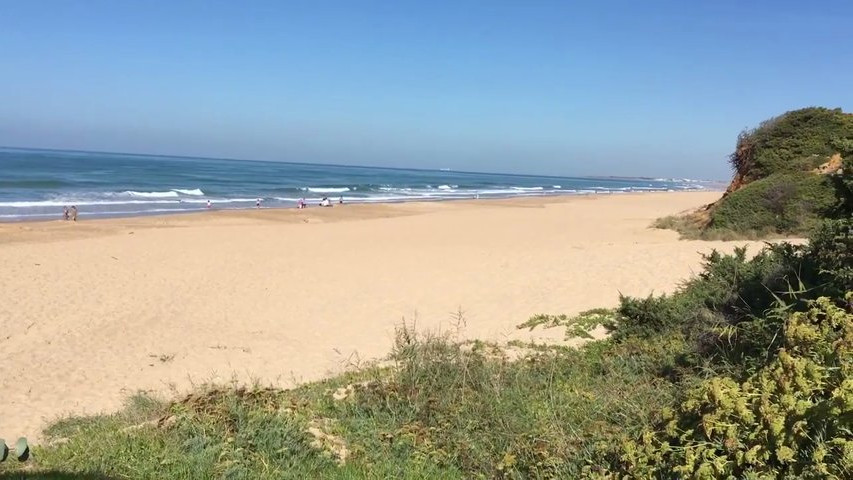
[0,147,714,221]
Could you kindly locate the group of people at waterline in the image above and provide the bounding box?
[251,195,342,209]
[60,196,343,220]
[210,195,342,209]
[62,205,78,221]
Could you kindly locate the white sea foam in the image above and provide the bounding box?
[125,190,180,198]
[303,187,351,193]
[478,189,532,195]
[0,199,178,208]
[510,186,544,191]
[437,185,453,190]
[171,188,204,196]
[350,195,436,202]
[182,198,256,204]
[276,195,439,203]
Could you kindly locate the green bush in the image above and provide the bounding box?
[658,106,852,239]
[808,219,853,295]
[597,294,853,480]
[613,294,689,339]
[829,134,853,216]
[709,172,835,234]
[731,107,853,182]
[610,220,851,374]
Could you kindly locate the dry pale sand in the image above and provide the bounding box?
[0,191,767,440]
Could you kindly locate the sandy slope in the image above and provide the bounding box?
[0,192,767,440]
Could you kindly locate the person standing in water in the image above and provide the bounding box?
[63,206,70,220]
[256,198,261,208]
[70,205,78,221]
[206,200,212,209]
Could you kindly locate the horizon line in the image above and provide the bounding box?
[0,144,725,183]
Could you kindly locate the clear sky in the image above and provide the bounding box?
[1,1,851,179]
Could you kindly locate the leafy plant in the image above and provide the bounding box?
[597,294,853,479]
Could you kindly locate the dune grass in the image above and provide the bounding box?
[2,323,683,479]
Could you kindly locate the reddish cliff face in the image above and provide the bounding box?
[724,171,747,195]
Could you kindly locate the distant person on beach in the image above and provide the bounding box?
[63,206,70,221]
[256,198,261,208]
[206,200,212,209]
[297,198,305,209]
[70,205,78,221]
[320,196,331,207]
[339,196,344,204]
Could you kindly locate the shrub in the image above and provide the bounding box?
[613,294,691,340]
[730,107,853,182]
[660,106,852,239]
[596,294,853,480]
[808,219,853,295]
[709,173,836,234]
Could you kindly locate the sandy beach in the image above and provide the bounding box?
[0,191,767,440]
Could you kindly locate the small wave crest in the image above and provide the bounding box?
[0,199,178,207]
[303,187,351,193]
[182,198,256,204]
[125,190,180,198]
[171,188,204,196]
[121,188,204,198]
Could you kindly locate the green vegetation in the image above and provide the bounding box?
[3,111,851,479]
[657,107,853,238]
[709,173,835,235]
[1,331,684,479]
[607,295,852,479]
[729,107,852,182]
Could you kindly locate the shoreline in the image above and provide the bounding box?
[3,190,767,441]
[0,189,719,226]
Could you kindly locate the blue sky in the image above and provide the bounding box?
[1,1,851,179]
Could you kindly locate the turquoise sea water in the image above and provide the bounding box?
[0,147,715,221]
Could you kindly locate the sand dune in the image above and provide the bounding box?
[0,192,768,440]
